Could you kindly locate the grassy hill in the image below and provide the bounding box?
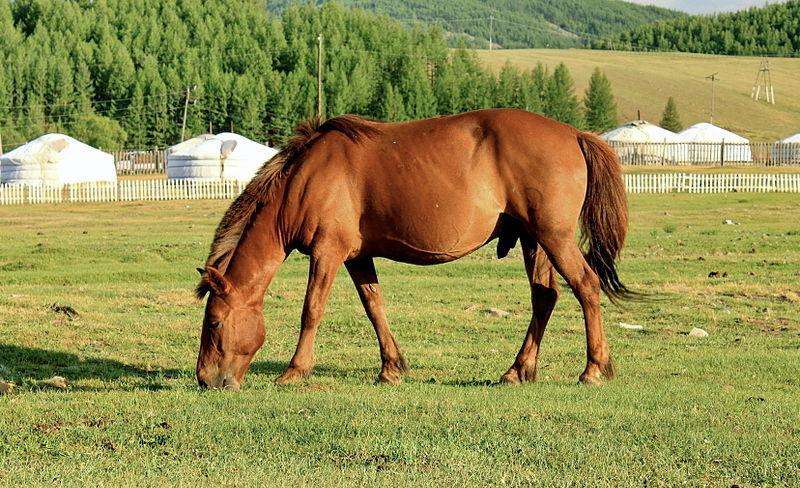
[268,0,684,48]
[477,49,800,141]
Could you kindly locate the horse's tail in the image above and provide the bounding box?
[577,132,634,303]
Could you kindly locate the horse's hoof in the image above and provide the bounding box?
[275,368,309,385]
[500,363,537,385]
[378,370,403,385]
[578,373,604,386]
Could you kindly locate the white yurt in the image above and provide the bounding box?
[601,120,681,164]
[0,134,117,185]
[676,123,752,164]
[771,133,800,164]
[166,133,278,182]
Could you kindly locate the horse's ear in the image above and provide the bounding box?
[196,267,205,276]
[203,266,233,296]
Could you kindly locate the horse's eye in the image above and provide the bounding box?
[209,321,222,330]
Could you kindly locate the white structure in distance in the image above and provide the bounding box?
[166,132,278,182]
[676,123,752,164]
[601,120,681,164]
[0,134,117,186]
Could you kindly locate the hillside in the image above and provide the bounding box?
[477,49,800,141]
[593,0,800,56]
[268,0,684,49]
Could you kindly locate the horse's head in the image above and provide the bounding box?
[195,266,264,390]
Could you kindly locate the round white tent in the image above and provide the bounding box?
[676,123,752,164]
[601,120,680,164]
[166,133,278,182]
[0,134,116,185]
[771,133,800,164]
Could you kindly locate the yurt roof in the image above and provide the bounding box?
[677,123,749,143]
[168,132,277,160]
[779,133,800,143]
[2,133,108,160]
[601,120,679,143]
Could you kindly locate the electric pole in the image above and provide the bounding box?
[317,34,324,120]
[180,85,197,141]
[751,57,775,105]
[489,15,494,51]
[705,73,718,125]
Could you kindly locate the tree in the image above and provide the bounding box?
[660,97,683,132]
[379,81,406,121]
[583,68,618,133]
[544,63,582,128]
[71,113,128,151]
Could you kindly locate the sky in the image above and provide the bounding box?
[625,0,785,14]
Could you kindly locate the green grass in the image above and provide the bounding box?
[1,195,799,486]
[477,49,800,143]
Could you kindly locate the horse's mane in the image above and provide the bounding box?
[196,115,381,299]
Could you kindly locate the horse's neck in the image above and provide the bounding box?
[224,189,288,305]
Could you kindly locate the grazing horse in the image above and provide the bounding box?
[194,108,630,390]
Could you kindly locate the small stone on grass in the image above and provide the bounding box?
[689,327,709,338]
[618,322,644,331]
[41,376,68,389]
[484,308,511,318]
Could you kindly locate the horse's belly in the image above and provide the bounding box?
[365,207,500,265]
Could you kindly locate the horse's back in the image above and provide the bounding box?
[287,109,588,263]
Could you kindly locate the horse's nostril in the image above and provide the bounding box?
[197,378,209,389]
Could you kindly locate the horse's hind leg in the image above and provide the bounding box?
[346,258,409,385]
[537,232,614,385]
[501,239,559,384]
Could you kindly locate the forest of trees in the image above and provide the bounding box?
[593,0,800,56]
[270,0,683,49]
[0,0,620,151]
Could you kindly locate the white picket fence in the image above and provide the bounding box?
[623,173,800,194]
[1,174,799,205]
[0,179,246,205]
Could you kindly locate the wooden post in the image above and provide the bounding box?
[317,34,324,120]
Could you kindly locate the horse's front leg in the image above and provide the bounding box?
[276,251,343,385]
[345,257,409,385]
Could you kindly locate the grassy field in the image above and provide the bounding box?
[1,195,799,486]
[477,49,800,142]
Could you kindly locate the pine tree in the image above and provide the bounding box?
[583,68,618,133]
[660,97,683,132]
[544,63,582,128]
[379,82,406,121]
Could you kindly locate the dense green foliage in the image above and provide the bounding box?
[270,0,683,49]
[0,0,620,151]
[1,194,799,484]
[660,97,683,133]
[593,0,800,56]
[544,63,582,128]
[583,68,617,133]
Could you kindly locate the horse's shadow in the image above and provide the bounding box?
[0,343,188,391]
[0,344,368,391]
[1,344,503,389]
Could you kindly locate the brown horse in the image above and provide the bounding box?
[194,108,630,390]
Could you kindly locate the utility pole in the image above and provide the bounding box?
[317,33,324,120]
[751,57,775,105]
[705,73,718,125]
[489,15,494,51]
[180,85,197,141]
